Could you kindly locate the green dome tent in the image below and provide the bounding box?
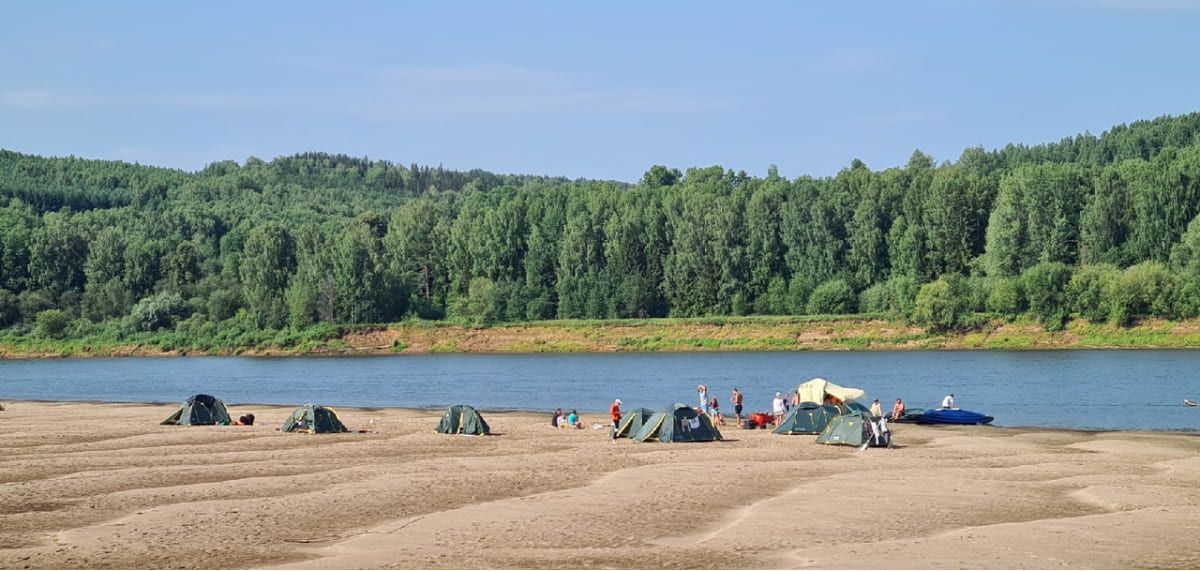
[773,402,852,435]
[632,404,722,443]
[280,404,348,434]
[614,407,656,439]
[161,394,231,426]
[845,401,871,414]
[816,412,891,448]
[435,404,491,436]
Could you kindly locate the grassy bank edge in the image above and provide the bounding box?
[3,314,1200,358]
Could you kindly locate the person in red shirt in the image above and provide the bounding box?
[610,399,622,439]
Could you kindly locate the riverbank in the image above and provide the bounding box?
[5,315,1200,358]
[0,401,1197,569]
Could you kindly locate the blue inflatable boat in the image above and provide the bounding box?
[917,408,994,425]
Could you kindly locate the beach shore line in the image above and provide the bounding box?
[1,401,1198,569]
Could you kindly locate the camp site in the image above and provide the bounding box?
[7,2,1200,568]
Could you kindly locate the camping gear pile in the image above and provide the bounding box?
[746,412,773,429]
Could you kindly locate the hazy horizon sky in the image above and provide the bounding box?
[3,0,1199,181]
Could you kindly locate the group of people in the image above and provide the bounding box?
[550,407,586,429]
[580,390,959,436]
[695,385,746,426]
[868,398,907,420]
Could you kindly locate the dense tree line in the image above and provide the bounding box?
[4,112,1200,344]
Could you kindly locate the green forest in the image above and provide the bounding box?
[4,112,1200,352]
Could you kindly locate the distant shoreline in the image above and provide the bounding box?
[3,315,1200,359]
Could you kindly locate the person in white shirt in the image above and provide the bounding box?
[772,391,786,425]
[869,399,883,417]
[941,394,956,409]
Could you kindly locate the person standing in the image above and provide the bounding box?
[731,387,744,425]
[772,391,786,425]
[610,399,622,439]
[709,397,723,425]
[869,399,883,417]
[698,385,710,415]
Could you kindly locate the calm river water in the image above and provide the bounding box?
[2,351,1199,431]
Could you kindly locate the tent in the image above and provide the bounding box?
[796,378,866,405]
[435,404,491,435]
[845,401,871,414]
[773,402,852,435]
[632,404,722,443]
[161,394,231,426]
[280,404,348,434]
[614,407,656,439]
[816,412,891,447]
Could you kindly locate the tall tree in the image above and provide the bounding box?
[239,223,296,328]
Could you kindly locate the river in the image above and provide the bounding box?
[2,350,1199,430]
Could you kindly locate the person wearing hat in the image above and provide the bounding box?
[610,398,623,439]
[772,391,786,426]
[869,399,883,417]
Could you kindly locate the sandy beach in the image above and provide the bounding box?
[0,401,1198,569]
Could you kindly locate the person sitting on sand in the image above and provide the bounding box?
[566,410,584,429]
[869,399,882,417]
[556,410,569,428]
[892,399,905,420]
[551,408,563,428]
[231,413,255,426]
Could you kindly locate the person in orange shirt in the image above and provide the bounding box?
[610,399,622,439]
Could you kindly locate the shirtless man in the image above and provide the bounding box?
[731,387,744,425]
[891,399,905,420]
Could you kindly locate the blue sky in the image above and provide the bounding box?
[2,0,1198,181]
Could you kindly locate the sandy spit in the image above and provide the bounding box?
[0,401,1198,569]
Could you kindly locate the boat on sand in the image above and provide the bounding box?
[917,408,994,425]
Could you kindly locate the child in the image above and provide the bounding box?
[709,397,724,425]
